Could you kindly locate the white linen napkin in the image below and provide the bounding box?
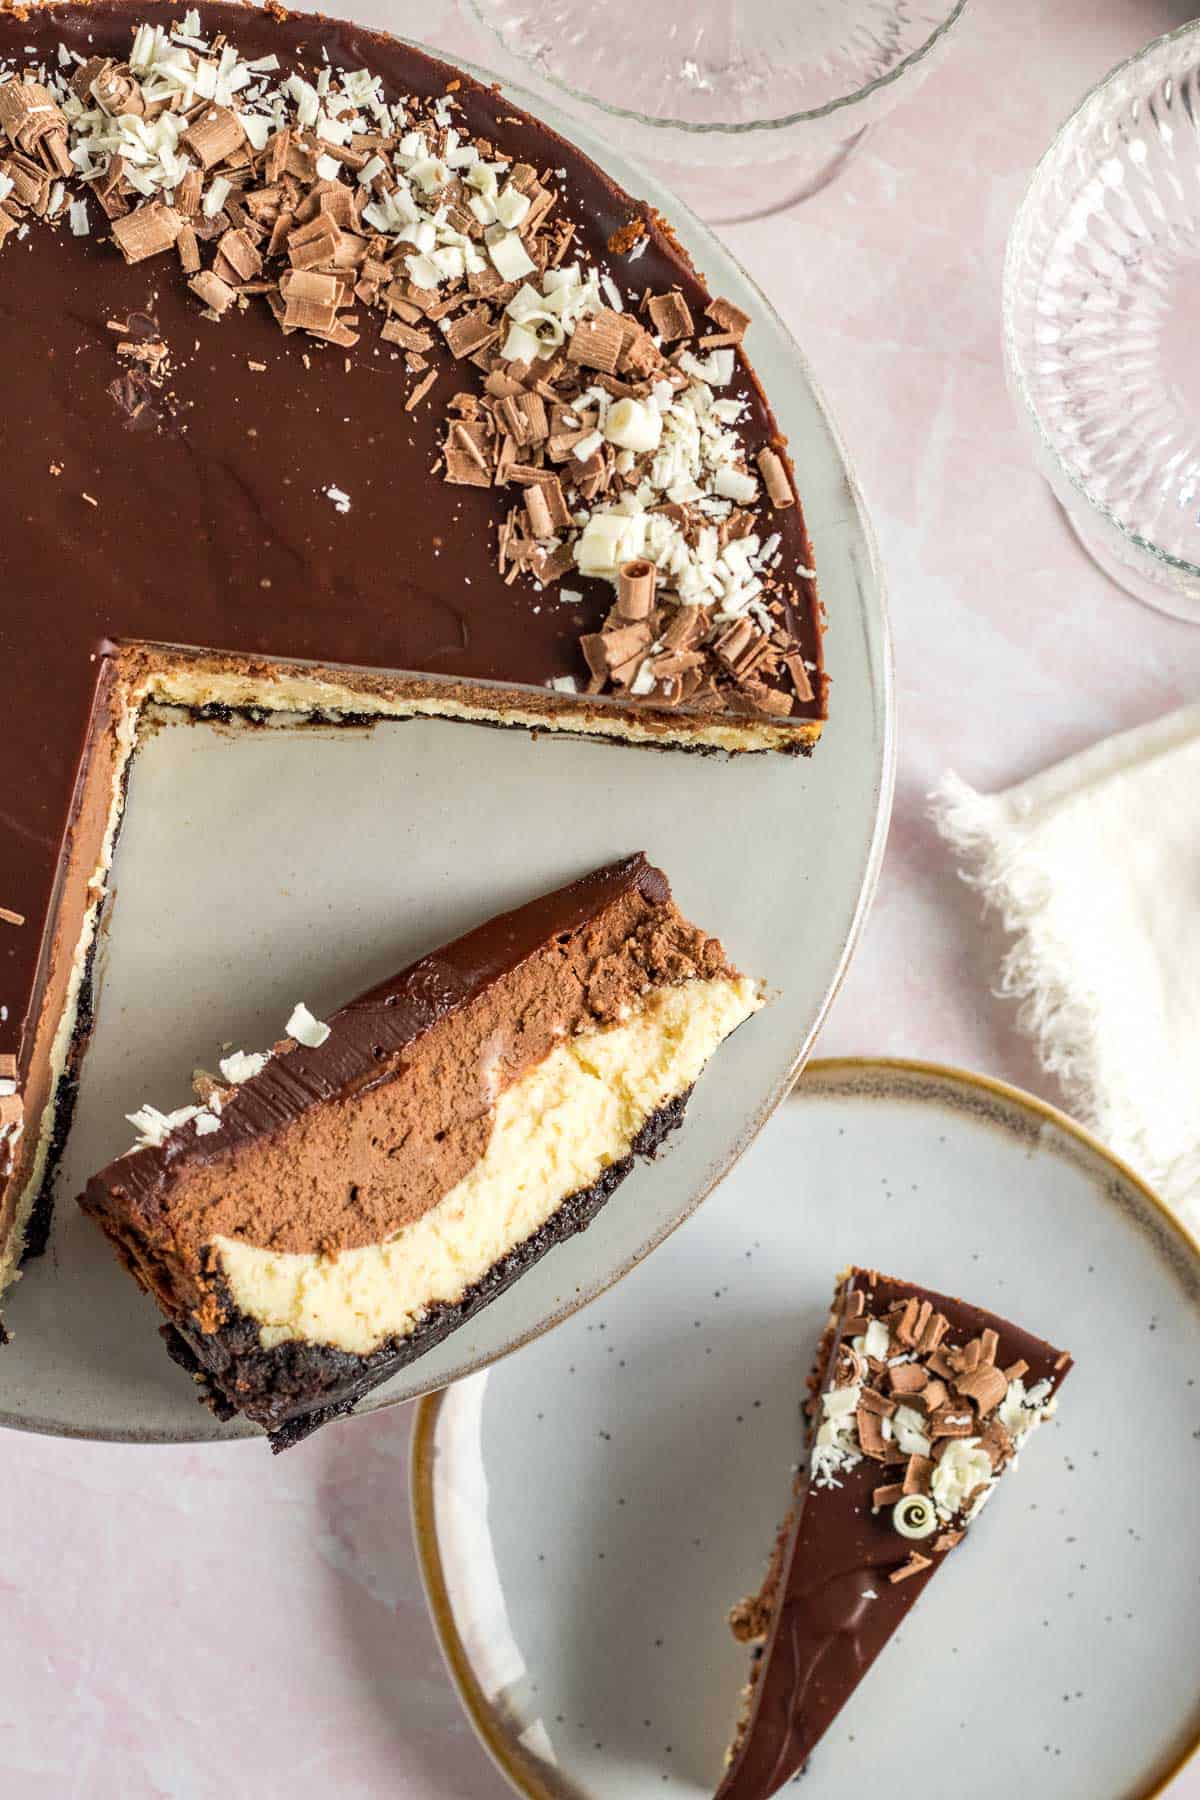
[932,704,1200,1233]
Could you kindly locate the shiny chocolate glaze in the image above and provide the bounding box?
[0,0,823,1075]
[717,1271,1072,1798]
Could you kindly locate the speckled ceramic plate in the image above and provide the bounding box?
[412,1060,1200,1800]
[0,32,891,1443]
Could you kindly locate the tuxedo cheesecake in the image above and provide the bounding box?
[719,1268,1072,1795]
[81,855,760,1446]
[0,1,824,1312]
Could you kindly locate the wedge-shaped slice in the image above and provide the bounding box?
[718,1267,1071,1795]
[82,855,759,1448]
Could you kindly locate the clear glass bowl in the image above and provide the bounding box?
[464,0,969,220]
[1005,22,1200,623]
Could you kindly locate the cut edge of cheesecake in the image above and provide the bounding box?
[80,853,761,1447]
[716,1266,1073,1797]
[0,645,811,1313]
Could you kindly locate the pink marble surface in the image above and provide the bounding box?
[3,1,1197,1794]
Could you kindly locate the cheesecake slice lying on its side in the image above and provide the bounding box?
[718,1268,1072,1796]
[82,855,760,1448]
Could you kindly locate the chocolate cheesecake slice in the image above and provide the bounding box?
[82,855,759,1447]
[719,1268,1072,1796]
[0,1,825,1312]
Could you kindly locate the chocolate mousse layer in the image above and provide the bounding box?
[719,1269,1072,1796]
[82,855,760,1446]
[0,0,824,1306]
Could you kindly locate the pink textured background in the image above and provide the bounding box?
[3,1,1197,1793]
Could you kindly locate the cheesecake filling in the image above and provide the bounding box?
[214,974,758,1356]
[142,660,810,756]
[718,1270,1072,1799]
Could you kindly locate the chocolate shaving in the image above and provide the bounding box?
[189,269,236,315]
[855,1407,888,1461]
[757,447,794,509]
[216,227,262,284]
[706,296,751,340]
[647,288,693,341]
[902,1453,934,1495]
[444,420,492,486]
[979,1417,1014,1471]
[887,1363,926,1396]
[597,622,652,669]
[567,308,626,374]
[288,214,341,270]
[742,683,794,718]
[176,225,201,275]
[929,1408,975,1441]
[405,369,438,411]
[524,483,553,539]
[917,1310,950,1355]
[616,558,656,620]
[788,648,816,702]
[890,1297,921,1348]
[381,319,434,352]
[918,1377,949,1414]
[954,1363,1007,1415]
[111,202,183,264]
[889,1552,932,1585]
[0,79,68,158]
[182,105,247,171]
[531,541,575,584]
[443,305,499,358]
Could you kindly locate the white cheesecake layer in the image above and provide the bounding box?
[145,661,816,754]
[214,974,760,1356]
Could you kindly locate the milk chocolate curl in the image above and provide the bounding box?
[0,1094,22,1129]
[0,80,67,157]
[524,483,553,539]
[888,1550,932,1584]
[617,558,657,620]
[757,446,795,509]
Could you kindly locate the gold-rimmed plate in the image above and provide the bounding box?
[413,1060,1200,1800]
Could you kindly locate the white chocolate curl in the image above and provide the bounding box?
[892,1494,937,1540]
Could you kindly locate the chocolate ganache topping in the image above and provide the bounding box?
[0,0,824,1096]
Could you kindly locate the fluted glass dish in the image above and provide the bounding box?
[1005,22,1200,623]
[465,0,969,219]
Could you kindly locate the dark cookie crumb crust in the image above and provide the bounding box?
[162,1087,691,1450]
